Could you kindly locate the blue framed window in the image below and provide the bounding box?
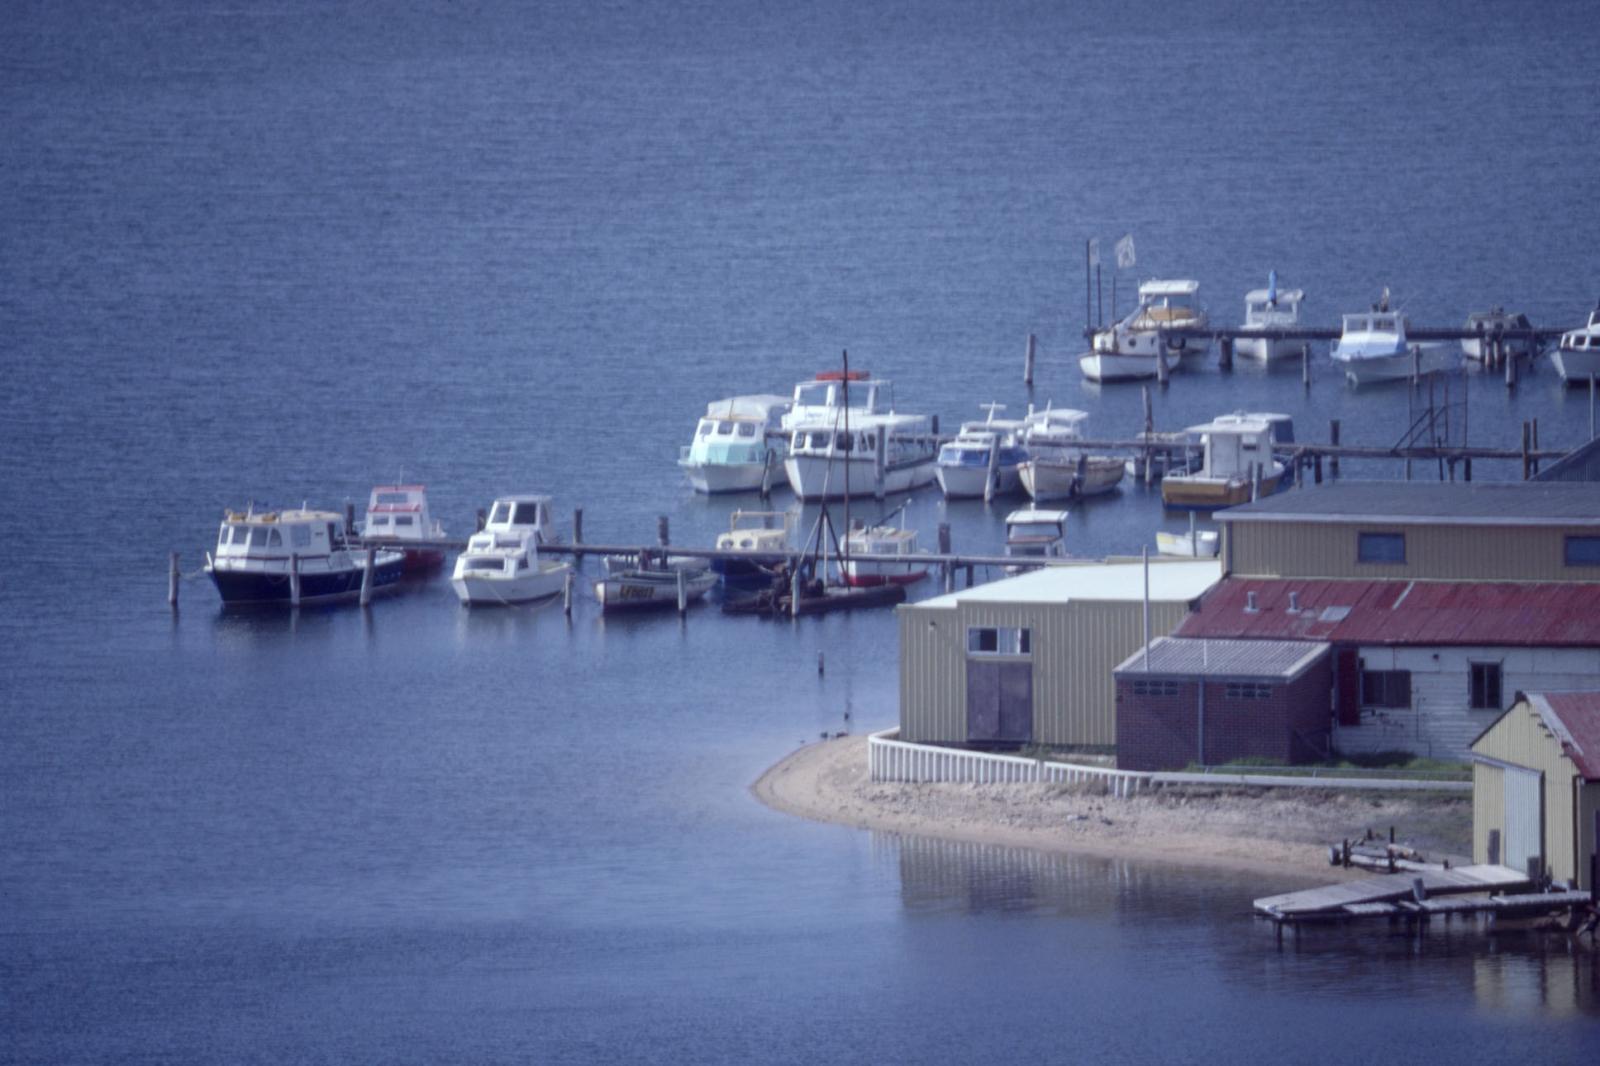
[1564,535,1600,566]
[1357,532,1406,564]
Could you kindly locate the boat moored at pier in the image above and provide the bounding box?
[1235,274,1307,362]
[935,403,1029,499]
[208,507,404,606]
[452,494,570,605]
[1161,414,1286,510]
[1081,279,1210,382]
[1003,508,1069,572]
[678,394,792,494]
[841,515,931,587]
[1017,409,1125,501]
[360,484,448,573]
[1329,299,1457,385]
[1551,301,1600,383]
[1462,307,1534,362]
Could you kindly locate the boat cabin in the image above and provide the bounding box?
[1340,312,1406,339]
[1187,416,1277,480]
[685,395,789,459]
[484,495,554,542]
[1132,279,1202,323]
[789,412,930,464]
[215,508,345,560]
[784,372,893,429]
[716,510,794,552]
[1004,508,1069,567]
[363,485,438,542]
[1244,287,1305,324]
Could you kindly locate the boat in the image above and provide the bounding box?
[359,484,448,573]
[595,561,718,612]
[1124,430,1202,482]
[1016,409,1125,501]
[1329,295,1457,385]
[1080,279,1211,383]
[207,506,404,606]
[678,394,792,494]
[1161,414,1286,509]
[934,403,1029,499]
[782,372,937,500]
[711,510,794,586]
[1235,273,1307,362]
[1003,508,1069,572]
[1156,514,1220,557]
[452,495,570,606]
[840,512,931,587]
[1462,307,1534,362]
[1551,301,1600,383]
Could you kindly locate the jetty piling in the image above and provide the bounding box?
[289,553,301,608]
[1218,336,1233,371]
[168,552,180,608]
[657,515,669,548]
[359,547,375,607]
[1023,332,1036,387]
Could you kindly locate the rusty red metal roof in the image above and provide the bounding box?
[1175,578,1600,648]
[1532,693,1600,780]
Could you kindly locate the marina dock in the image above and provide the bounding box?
[1254,864,1596,930]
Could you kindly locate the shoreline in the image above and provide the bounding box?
[753,735,1473,884]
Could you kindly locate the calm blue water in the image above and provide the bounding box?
[4,1,1598,1061]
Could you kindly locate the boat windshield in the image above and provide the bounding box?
[375,492,412,506]
[511,501,545,526]
[716,421,735,436]
[490,502,512,524]
[462,557,506,573]
[697,420,714,438]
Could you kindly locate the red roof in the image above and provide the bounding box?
[1176,578,1600,648]
[1535,693,1600,780]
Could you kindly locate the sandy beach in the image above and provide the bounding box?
[754,735,1473,882]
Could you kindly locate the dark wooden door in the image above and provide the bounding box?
[967,661,1033,743]
[1335,647,1361,726]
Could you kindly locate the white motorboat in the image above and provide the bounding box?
[452,495,570,605]
[1017,409,1124,501]
[935,403,1030,499]
[782,370,936,500]
[1329,298,1457,385]
[1081,279,1211,382]
[595,564,718,612]
[1161,414,1285,510]
[360,484,448,573]
[678,394,792,494]
[841,514,931,588]
[712,510,794,586]
[1156,528,1220,557]
[1462,308,1534,362]
[208,506,404,607]
[1004,508,1069,572]
[1235,273,1307,362]
[1552,302,1600,383]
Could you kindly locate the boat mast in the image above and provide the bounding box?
[841,349,851,582]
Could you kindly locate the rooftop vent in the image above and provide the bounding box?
[1245,591,1260,613]
[1288,591,1301,613]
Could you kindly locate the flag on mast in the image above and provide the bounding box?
[1114,233,1136,270]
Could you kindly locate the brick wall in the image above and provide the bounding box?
[1115,654,1333,771]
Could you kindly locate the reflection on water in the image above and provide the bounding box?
[879,831,1600,1019]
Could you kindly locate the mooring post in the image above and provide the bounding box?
[573,507,584,546]
[289,552,301,608]
[1313,453,1323,484]
[817,652,825,676]
[983,435,999,504]
[1301,343,1310,389]
[1141,385,1154,485]
[168,552,180,608]
[1329,420,1341,480]
[1411,345,1420,385]
[1506,342,1517,388]
[1218,336,1233,371]
[1155,343,1169,385]
[359,547,375,607]
[1591,376,1597,440]
[676,567,687,614]
[1521,421,1531,479]
[1024,332,1036,387]
[789,563,802,618]
[1532,418,1540,475]
[760,449,775,498]
[938,522,953,592]
[657,515,669,548]
[874,424,888,501]
[562,569,573,616]
[345,502,356,536]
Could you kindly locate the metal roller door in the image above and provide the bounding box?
[1502,765,1543,877]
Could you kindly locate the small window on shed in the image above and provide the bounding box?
[967,626,1030,656]
[1225,682,1273,700]
[1357,532,1406,564]
[1469,662,1502,711]
[1360,669,1411,708]
[1564,535,1600,566]
[1131,679,1181,697]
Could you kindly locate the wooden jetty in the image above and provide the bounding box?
[1254,864,1596,931]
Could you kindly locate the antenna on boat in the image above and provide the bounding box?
[840,349,851,580]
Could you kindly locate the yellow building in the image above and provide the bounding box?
[1470,692,1600,890]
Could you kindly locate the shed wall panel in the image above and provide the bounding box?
[1471,699,1592,885]
[1473,763,1505,866]
[1229,522,1600,583]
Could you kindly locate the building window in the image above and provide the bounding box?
[1360,669,1411,708]
[1225,682,1274,700]
[1564,535,1600,566]
[1131,679,1180,697]
[967,626,1031,656]
[1469,662,1503,710]
[1357,532,1406,564]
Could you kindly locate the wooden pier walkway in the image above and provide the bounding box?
[1254,864,1596,929]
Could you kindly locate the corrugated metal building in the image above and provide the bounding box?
[1175,577,1600,760]
[897,560,1221,747]
[1471,692,1600,889]
[1113,637,1332,771]
[1218,482,1600,582]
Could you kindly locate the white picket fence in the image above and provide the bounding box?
[866,728,1473,796]
[867,728,1148,797]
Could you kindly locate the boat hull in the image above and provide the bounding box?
[783,455,935,500]
[1155,530,1220,557]
[679,459,773,495]
[935,462,1021,499]
[1079,351,1172,383]
[1018,457,1124,501]
[596,570,718,611]
[1235,333,1303,362]
[1161,470,1284,510]
[840,560,929,587]
[452,563,570,606]
[209,554,404,606]
[1332,345,1457,385]
[1552,348,1600,383]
